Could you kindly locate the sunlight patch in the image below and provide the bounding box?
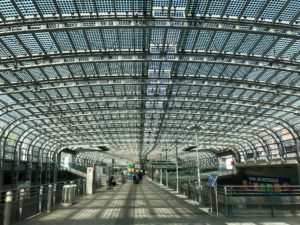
[38,209,75,221]
[261,223,290,225]
[101,208,122,219]
[226,223,256,225]
[153,208,181,218]
[71,209,101,220]
[133,208,151,218]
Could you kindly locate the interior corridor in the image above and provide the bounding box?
[18,179,299,225]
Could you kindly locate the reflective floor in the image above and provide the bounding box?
[20,179,299,225]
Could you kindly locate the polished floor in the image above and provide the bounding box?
[20,179,299,225]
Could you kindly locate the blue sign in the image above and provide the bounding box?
[207,174,218,187]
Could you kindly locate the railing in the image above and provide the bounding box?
[155,176,300,217]
[0,178,86,225]
[221,185,300,196]
[218,185,300,217]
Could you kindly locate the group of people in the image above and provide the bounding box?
[132,171,143,184]
[107,171,144,188]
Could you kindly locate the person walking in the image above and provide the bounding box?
[138,171,143,183]
[133,172,140,184]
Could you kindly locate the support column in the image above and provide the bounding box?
[195,130,203,207]
[0,161,3,191]
[3,191,13,225]
[165,150,168,187]
[12,146,20,188]
[151,165,154,180]
[25,161,32,187]
[297,161,300,185]
[297,140,300,185]
[46,154,51,184]
[160,168,163,185]
[176,145,179,194]
[53,153,58,184]
[53,164,57,184]
[165,168,168,187]
[36,164,42,185]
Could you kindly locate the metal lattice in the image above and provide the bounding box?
[0,0,300,167]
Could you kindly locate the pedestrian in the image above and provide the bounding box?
[133,172,140,184]
[132,173,137,184]
[107,175,114,189]
[138,171,143,183]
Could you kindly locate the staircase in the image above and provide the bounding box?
[60,162,87,178]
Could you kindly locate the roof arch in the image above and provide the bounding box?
[1,0,300,164]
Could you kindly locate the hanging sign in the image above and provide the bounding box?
[207,174,218,187]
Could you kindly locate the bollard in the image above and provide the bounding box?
[69,185,74,204]
[47,185,53,212]
[19,189,25,220]
[71,184,78,201]
[39,186,43,213]
[73,184,77,199]
[3,191,13,225]
[52,184,56,207]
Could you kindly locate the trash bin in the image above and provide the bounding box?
[70,184,78,200]
[62,185,74,206]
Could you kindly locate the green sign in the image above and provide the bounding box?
[127,164,134,168]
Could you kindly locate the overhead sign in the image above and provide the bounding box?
[207,174,218,187]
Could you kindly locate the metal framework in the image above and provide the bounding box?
[1,0,300,180]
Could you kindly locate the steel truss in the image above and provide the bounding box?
[1,0,300,188]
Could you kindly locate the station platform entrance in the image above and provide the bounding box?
[17,179,299,225]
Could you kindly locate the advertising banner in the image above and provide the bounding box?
[243,176,290,192]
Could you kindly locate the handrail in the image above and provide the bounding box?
[219,185,300,196]
[60,162,87,173]
[0,178,85,225]
[0,179,83,204]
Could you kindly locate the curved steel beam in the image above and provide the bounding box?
[1,74,298,94]
[0,106,287,146]
[1,57,299,75]
[1,17,299,41]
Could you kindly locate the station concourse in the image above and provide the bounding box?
[1,0,300,225]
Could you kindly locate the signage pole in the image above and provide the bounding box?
[207,174,219,215]
[215,184,219,216]
[210,188,213,212]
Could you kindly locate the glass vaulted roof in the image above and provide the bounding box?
[0,0,300,164]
